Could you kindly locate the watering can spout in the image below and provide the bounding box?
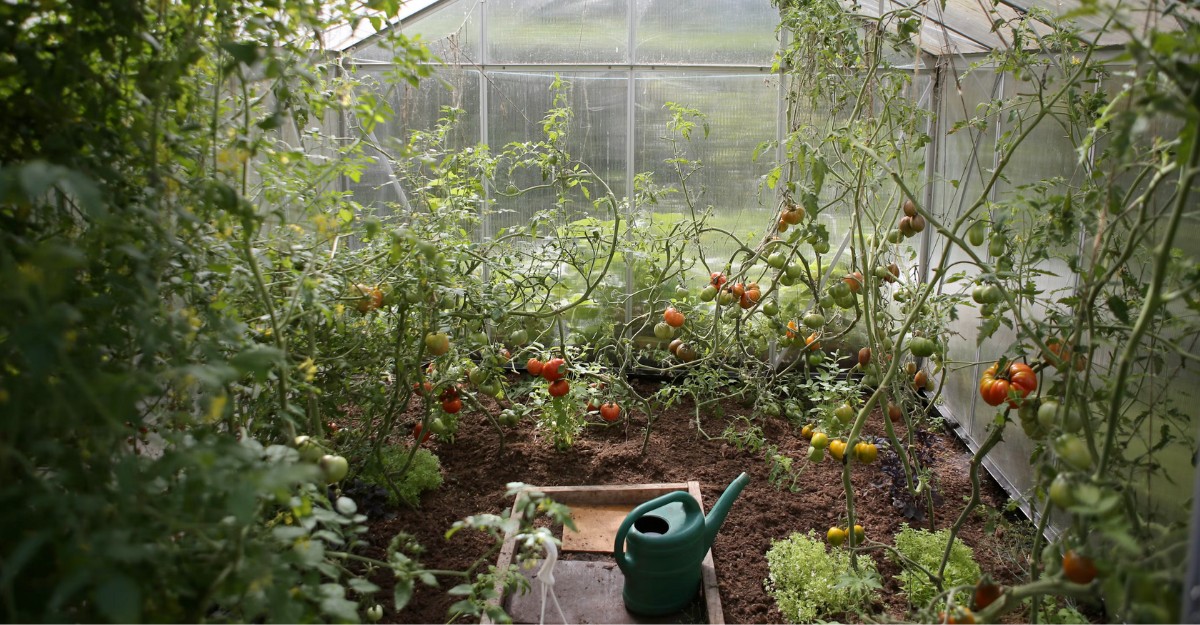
[703,472,749,549]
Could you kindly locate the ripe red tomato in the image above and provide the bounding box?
[979,361,1037,407]
[858,347,871,366]
[843,272,863,293]
[887,402,902,423]
[599,402,620,422]
[548,379,570,397]
[526,358,544,376]
[710,272,727,289]
[441,397,462,414]
[413,422,432,444]
[542,357,566,382]
[972,578,1001,610]
[1062,550,1097,584]
[663,306,685,328]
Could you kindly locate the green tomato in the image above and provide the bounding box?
[812,240,830,255]
[767,252,787,269]
[802,313,825,329]
[807,351,824,366]
[834,403,855,423]
[887,229,904,244]
[653,322,675,340]
[988,235,1006,257]
[786,263,804,279]
[429,417,449,435]
[761,300,779,317]
[807,445,825,462]
[778,273,796,287]
[761,402,781,418]
[819,295,835,309]
[509,329,529,345]
[968,219,987,246]
[717,289,738,306]
[367,604,384,622]
[1049,473,1075,508]
[1055,434,1093,471]
[909,336,937,358]
[699,285,718,302]
[468,366,490,386]
[675,285,689,299]
[319,454,349,483]
[1037,400,1060,430]
[294,435,324,463]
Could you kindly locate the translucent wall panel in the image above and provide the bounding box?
[487,0,629,64]
[635,71,778,292]
[634,0,779,65]
[346,67,481,211]
[350,0,481,63]
[487,71,628,233]
[933,69,999,454]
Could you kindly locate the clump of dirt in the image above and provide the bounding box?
[357,378,1028,624]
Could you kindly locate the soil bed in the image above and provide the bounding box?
[360,378,1027,624]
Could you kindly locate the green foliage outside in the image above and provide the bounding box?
[891,525,982,608]
[764,531,880,623]
[360,446,444,506]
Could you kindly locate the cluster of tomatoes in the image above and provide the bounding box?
[894,198,927,240]
[800,424,879,465]
[775,202,806,233]
[825,523,865,547]
[526,356,624,422]
[698,272,762,310]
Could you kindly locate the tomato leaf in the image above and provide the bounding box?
[393,577,414,611]
[94,574,142,624]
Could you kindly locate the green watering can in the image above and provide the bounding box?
[614,472,750,615]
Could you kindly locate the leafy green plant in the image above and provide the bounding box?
[891,524,982,608]
[359,446,443,507]
[765,530,879,623]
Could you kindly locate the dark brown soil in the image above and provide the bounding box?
[358,378,1028,624]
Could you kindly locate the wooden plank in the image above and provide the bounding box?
[528,483,691,505]
[690,481,725,625]
[561,504,635,552]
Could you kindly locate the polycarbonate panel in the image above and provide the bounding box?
[932,68,998,450]
[350,0,481,63]
[635,72,778,275]
[634,0,779,65]
[487,0,629,65]
[487,71,628,234]
[346,67,481,211]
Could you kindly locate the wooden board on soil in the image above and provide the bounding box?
[485,482,723,624]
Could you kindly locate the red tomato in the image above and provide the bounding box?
[663,307,685,328]
[526,358,544,376]
[1062,550,1097,584]
[542,357,566,382]
[599,402,620,422]
[710,272,727,288]
[441,397,462,414]
[413,422,432,444]
[548,379,570,397]
[979,361,1037,407]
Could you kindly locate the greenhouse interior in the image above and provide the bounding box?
[2,0,1198,622]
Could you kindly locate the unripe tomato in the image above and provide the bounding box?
[968,219,987,246]
[1055,434,1093,470]
[826,526,847,546]
[654,322,675,340]
[834,403,855,423]
[843,272,864,293]
[828,439,846,461]
[854,442,878,464]
[294,435,324,462]
[366,604,384,622]
[802,313,825,329]
[810,432,829,449]
[319,454,349,483]
[767,252,787,268]
[761,300,779,317]
[1048,473,1074,508]
[852,524,865,541]
[807,445,825,462]
[425,332,450,356]
[699,285,718,302]
[888,402,903,423]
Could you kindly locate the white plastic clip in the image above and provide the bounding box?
[537,537,568,625]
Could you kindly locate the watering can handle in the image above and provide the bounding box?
[614,490,697,573]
